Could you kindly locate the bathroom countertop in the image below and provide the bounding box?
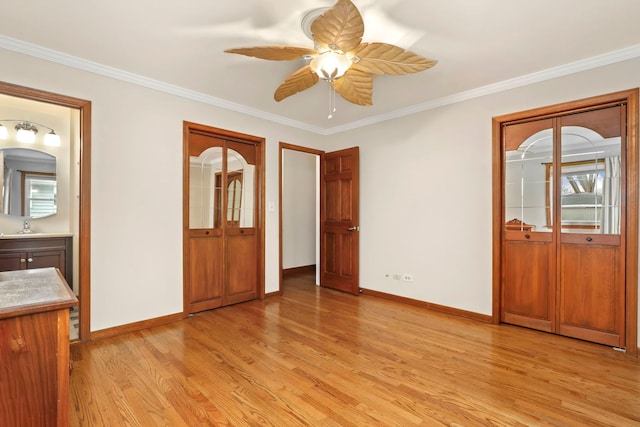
[0,267,77,320]
[0,232,74,239]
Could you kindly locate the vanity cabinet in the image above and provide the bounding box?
[0,236,72,287]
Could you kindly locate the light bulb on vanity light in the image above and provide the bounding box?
[0,123,7,140]
[44,130,61,147]
[15,122,37,143]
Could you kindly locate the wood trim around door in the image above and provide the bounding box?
[278,142,324,293]
[492,88,639,357]
[0,81,92,342]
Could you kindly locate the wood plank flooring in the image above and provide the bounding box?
[70,273,640,426]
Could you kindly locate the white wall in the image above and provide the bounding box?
[2,47,639,341]
[282,149,317,270]
[321,57,640,333]
[1,48,325,331]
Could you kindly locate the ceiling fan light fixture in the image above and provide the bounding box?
[310,51,352,81]
[225,0,437,108]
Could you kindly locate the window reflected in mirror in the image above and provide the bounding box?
[24,172,56,217]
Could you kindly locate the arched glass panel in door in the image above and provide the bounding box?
[189,146,223,229]
[504,122,554,233]
[226,147,255,228]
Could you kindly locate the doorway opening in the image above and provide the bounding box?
[279,143,322,291]
[279,143,361,295]
[0,81,92,342]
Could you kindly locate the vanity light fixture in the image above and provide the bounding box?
[0,120,61,147]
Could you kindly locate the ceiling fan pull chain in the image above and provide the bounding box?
[328,84,336,119]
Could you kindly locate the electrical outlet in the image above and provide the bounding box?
[392,273,401,280]
[402,273,414,282]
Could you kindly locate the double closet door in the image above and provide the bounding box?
[184,124,262,313]
[501,102,628,348]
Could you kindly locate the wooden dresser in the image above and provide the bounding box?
[0,267,78,426]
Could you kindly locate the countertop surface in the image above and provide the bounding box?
[0,267,77,319]
[0,232,74,239]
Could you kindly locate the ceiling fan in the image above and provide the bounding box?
[225,0,437,108]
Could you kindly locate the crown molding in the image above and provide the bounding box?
[2,34,639,136]
[0,35,326,134]
[324,43,640,135]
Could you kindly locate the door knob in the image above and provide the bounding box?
[348,226,359,231]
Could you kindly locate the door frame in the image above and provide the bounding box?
[492,88,639,356]
[278,142,323,292]
[182,121,265,313]
[0,81,92,342]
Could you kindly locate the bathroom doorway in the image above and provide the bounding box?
[0,81,91,342]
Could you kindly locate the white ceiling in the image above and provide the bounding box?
[2,0,640,134]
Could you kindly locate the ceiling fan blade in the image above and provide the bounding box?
[225,46,316,61]
[311,0,364,53]
[352,42,438,75]
[331,69,373,106]
[274,65,320,102]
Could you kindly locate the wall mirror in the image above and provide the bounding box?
[0,147,57,218]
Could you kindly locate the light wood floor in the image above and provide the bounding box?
[70,273,640,426]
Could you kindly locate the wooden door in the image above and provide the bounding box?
[320,147,359,295]
[497,92,636,351]
[501,118,556,331]
[557,106,626,347]
[184,125,262,313]
[223,140,258,305]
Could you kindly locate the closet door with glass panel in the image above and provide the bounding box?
[501,103,628,348]
[502,118,556,332]
[557,106,625,347]
[186,131,259,313]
